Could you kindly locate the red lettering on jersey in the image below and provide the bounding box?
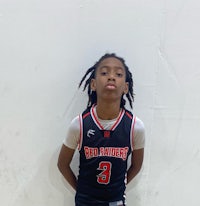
[84,146,129,161]
[84,146,98,159]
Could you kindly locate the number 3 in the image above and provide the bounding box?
[97,161,112,184]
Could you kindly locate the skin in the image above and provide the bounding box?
[57,57,144,192]
[90,57,128,120]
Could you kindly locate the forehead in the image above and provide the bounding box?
[97,57,125,71]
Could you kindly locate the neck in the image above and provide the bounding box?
[95,100,121,120]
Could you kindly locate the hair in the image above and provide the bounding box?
[78,53,134,109]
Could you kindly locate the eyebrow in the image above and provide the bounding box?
[98,65,124,71]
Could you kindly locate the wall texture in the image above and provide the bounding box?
[0,0,200,205]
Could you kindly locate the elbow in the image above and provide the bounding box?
[135,164,143,175]
[137,164,142,173]
[129,164,142,176]
[57,160,64,174]
[57,160,71,175]
[57,162,61,172]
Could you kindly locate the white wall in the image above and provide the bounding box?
[1,0,200,205]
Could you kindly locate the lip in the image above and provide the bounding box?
[105,83,116,89]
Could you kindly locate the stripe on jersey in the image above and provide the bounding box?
[130,115,136,151]
[78,114,83,151]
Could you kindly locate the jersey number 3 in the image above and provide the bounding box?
[97,161,112,184]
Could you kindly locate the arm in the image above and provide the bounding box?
[57,144,77,191]
[127,148,144,184]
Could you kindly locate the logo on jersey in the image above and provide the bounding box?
[87,129,95,138]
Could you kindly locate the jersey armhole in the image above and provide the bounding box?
[77,114,83,151]
[130,115,136,151]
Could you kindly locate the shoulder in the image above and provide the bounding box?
[63,115,80,149]
[124,109,134,121]
[135,116,145,132]
[82,107,91,115]
[69,115,80,130]
[70,107,90,126]
[133,116,145,150]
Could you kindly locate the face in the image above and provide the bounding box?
[90,57,129,102]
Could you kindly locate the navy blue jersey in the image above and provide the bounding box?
[76,105,136,203]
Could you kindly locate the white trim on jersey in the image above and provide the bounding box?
[91,105,104,130]
[130,115,136,151]
[110,109,125,131]
[78,114,83,151]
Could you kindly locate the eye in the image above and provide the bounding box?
[100,71,108,76]
[99,66,109,76]
[116,73,123,77]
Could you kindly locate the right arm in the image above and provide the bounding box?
[57,144,77,191]
[57,116,80,190]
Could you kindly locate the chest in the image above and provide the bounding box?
[81,116,132,148]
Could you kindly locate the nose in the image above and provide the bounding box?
[108,72,115,81]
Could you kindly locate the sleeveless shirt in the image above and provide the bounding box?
[76,105,136,202]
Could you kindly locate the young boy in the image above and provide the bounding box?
[57,53,145,206]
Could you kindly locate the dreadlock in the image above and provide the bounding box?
[78,53,134,109]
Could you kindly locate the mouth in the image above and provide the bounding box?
[106,83,116,89]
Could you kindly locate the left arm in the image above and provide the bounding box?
[127,148,144,184]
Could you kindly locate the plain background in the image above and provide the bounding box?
[0,0,200,205]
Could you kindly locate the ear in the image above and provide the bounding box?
[90,78,96,91]
[124,82,129,94]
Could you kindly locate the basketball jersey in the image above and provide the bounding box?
[76,105,136,202]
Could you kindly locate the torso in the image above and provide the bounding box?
[77,105,135,202]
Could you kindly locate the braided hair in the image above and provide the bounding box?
[79,53,134,109]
